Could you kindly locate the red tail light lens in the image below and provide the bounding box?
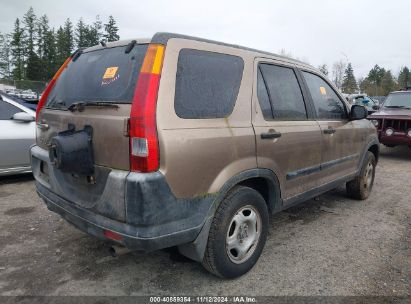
[130,44,165,172]
[35,56,72,121]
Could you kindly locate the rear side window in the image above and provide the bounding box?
[258,64,307,120]
[0,101,20,120]
[302,71,347,120]
[174,49,244,119]
[46,44,148,109]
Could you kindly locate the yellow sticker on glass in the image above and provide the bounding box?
[320,86,327,95]
[103,67,118,79]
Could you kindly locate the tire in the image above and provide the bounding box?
[202,186,269,278]
[346,151,376,200]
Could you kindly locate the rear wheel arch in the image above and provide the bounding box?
[218,169,283,214]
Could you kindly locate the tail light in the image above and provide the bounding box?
[35,56,72,121]
[129,44,165,172]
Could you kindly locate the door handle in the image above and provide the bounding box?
[323,127,336,134]
[261,131,282,139]
[37,123,49,130]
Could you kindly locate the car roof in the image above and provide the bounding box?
[83,32,312,69]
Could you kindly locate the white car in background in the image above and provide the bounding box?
[0,93,36,176]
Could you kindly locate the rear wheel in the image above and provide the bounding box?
[202,186,268,278]
[346,151,376,200]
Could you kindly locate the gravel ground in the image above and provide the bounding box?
[0,146,410,297]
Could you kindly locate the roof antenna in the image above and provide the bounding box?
[100,40,107,47]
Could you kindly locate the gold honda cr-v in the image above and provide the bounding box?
[31,32,379,278]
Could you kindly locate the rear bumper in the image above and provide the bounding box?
[37,182,206,251]
[31,145,215,252]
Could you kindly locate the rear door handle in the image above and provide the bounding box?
[323,127,336,134]
[261,131,282,139]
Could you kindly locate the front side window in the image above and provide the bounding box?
[302,71,347,120]
[257,64,307,120]
[174,49,244,119]
[0,101,20,120]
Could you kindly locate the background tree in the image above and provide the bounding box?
[380,70,397,95]
[367,64,385,95]
[10,18,26,80]
[85,16,103,46]
[42,28,57,80]
[63,19,74,55]
[318,64,328,76]
[0,32,12,78]
[331,60,346,89]
[341,63,358,93]
[398,66,410,89]
[75,18,89,48]
[23,7,42,80]
[103,15,120,42]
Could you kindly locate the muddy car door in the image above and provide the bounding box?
[300,70,359,185]
[252,59,323,202]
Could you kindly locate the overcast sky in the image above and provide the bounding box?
[1,0,410,78]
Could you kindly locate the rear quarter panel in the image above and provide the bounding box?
[156,39,256,198]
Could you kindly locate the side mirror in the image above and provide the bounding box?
[372,105,380,111]
[12,112,35,122]
[350,105,368,120]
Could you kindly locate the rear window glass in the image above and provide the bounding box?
[46,44,148,109]
[174,49,244,119]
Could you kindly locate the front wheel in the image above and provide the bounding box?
[202,186,269,278]
[346,151,376,200]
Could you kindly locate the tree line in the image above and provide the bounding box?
[318,62,411,96]
[0,7,120,82]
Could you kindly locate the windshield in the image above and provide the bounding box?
[383,92,411,109]
[46,44,148,109]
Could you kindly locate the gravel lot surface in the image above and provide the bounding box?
[1,146,410,296]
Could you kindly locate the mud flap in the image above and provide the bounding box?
[49,124,94,175]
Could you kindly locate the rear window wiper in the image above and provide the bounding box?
[67,102,119,112]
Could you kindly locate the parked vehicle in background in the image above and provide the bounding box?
[1,91,38,111]
[0,93,36,176]
[31,33,379,278]
[368,88,411,148]
[352,94,379,114]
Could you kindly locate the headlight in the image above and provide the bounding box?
[371,119,379,127]
[385,128,394,136]
[408,129,411,137]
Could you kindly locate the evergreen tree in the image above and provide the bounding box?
[398,66,410,89]
[23,7,36,54]
[10,18,26,80]
[42,28,57,80]
[86,15,103,46]
[341,63,358,93]
[103,15,120,42]
[36,15,49,60]
[63,19,74,55]
[380,70,397,95]
[55,26,66,66]
[318,64,328,76]
[0,32,12,78]
[75,18,89,48]
[367,65,386,96]
[23,7,43,80]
